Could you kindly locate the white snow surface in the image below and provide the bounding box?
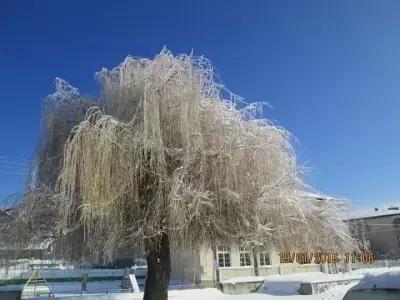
[173,267,400,299]
[21,267,400,300]
[351,270,400,290]
[167,285,352,299]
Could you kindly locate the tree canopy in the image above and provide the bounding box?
[55,50,353,260]
[12,50,353,264]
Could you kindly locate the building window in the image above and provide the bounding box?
[217,246,231,267]
[239,247,252,266]
[259,251,270,266]
[393,218,400,228]
[397,236,400,248]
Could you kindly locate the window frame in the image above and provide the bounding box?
[239,247,252,267]
[217,246,231,268]
[259,251,270,266]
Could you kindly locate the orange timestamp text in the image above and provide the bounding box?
[279,251,375,264]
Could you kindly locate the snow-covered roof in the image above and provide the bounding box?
[346,207,400,221]
[296,190,343,201]
[352,270,400,290]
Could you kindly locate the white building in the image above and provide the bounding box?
[345,206,400,259]
[171,192,338,287]
[170,246,321,286]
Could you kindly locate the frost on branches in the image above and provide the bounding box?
[20,49,354,300]
[55,50,353,256]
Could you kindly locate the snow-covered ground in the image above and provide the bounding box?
[26,285,357,300]
[166,268,400,300]
[167,285,352,300]
[13,267,400,300]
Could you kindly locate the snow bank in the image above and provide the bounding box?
[352,270,400,290]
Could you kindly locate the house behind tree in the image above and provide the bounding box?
[345,206,400,259]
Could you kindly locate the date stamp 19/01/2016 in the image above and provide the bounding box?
[279,252,375,264]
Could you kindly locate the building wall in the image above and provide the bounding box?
[194,247,321,286]
[170,248,202,284]
[219,266,254,280]
[258,265,280,276]
[278,263,321,274]
[198,247,215,283]
[365,215,400,258]
[347,213,400,259]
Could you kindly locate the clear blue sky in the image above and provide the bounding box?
[1,0,400,208]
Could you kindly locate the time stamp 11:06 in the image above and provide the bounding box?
[279,252,375,264]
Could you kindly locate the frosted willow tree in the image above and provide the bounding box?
[27,50,352,300]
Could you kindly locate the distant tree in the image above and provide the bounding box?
[22,79,96,261]
[23,50,352,300]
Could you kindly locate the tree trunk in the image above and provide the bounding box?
[144,233,171,300]
[252,249,259,276]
